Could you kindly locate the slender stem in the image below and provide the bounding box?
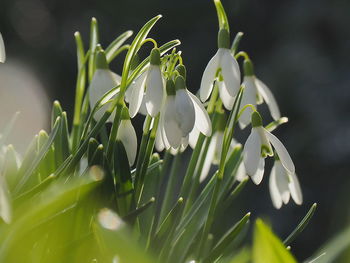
[135,115,160,205]
[133,115,152,195]
[179,85,219,200]
[159,153,182,222]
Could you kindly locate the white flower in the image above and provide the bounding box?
[116,108,137,166]
[159,76,212,152]
[0,32,5,63]
[239,59,280,129]
[89,51,121,121]
[126,48,164,118]
[160,79,188,149]
[200,29,241,109]
[243,111,294,185]
[269,159,302,209]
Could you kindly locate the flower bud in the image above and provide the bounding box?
[150,48,161,65]
[251,111,263,127]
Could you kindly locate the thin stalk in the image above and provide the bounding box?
[179,85,219,200]
[135,115,160,205]
[197,87,244,260]
[134,115,152,190]
[159,153,182,222]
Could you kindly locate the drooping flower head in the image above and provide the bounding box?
[243,111,294,185]
[127,48,164,118]
[200,29,241,109]
[89,50,121,121]
[116,107,137,166]
[269,154,303,209]
[239,58,281,129]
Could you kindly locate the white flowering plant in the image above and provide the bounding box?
[0,0,335,262]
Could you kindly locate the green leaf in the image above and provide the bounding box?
[105,30,133,62]
[14,117,61,195]
[87,138,99,164]
[284,203,317,246]
[114,141,133,217]
[204,213,250,263]
[118,15,162,95]
[94,208,154,263]
[253,219,297,263]
[51,100,63,129]
[2,145,19,191]
[88,17,99,81]
[213,0,230,32]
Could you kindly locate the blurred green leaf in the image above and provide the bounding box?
[253,219,297,263]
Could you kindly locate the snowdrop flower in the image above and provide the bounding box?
[127,48,164,118]
[160,77,194,149]
[269,156,302,209]
[200,29,240,109]
[0,32,5,63]
[243,111,294,185]
[239,59,280,129]
[89,50,121,121]
[116,107,137,166]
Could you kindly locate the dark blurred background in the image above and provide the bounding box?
[1,0,350,261]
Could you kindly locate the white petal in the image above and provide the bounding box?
[235,161,248,182]
[218,81,235,110]
[145,65,164,117]
[274,160,290,204]
[155,126,165,152]
[117,120,137,165]
[264,129,295,174]
[128,72,147,118]
[0,176,11,223]
[199,133,218,182]
[160,114,171,150]
[220,48,241,98]
[269,164,283,209]
[200,51,219,102]
[239,76,257,129]
[243,128,261,176]
[251,157,265,185]
[289,172,303,205]
[0,33,5,63]
[188,127,200,149]
[255,78,281,120]
[187,91,212,136]
[175,89,196,136]
[89,69,118,121]
[163,97,182,148]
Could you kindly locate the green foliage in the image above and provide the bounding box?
[0,0,319,262]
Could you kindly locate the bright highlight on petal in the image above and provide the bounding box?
[145,65,164,117]
[255,78,281,120]
[89,69,119,121]
[188,91,212,136]
[117,119,138,165]
[128,72,147,118]
[243,128,261,177]
[200,50,219,102]
[220,48,241,97]
[175,89,195,136]
[264,129,295,174]
[218,81,235,110]
[163,96,182,149]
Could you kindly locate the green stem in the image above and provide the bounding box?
[135,115,160,205]
[134,116,152,184]
[179,86,219,200]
